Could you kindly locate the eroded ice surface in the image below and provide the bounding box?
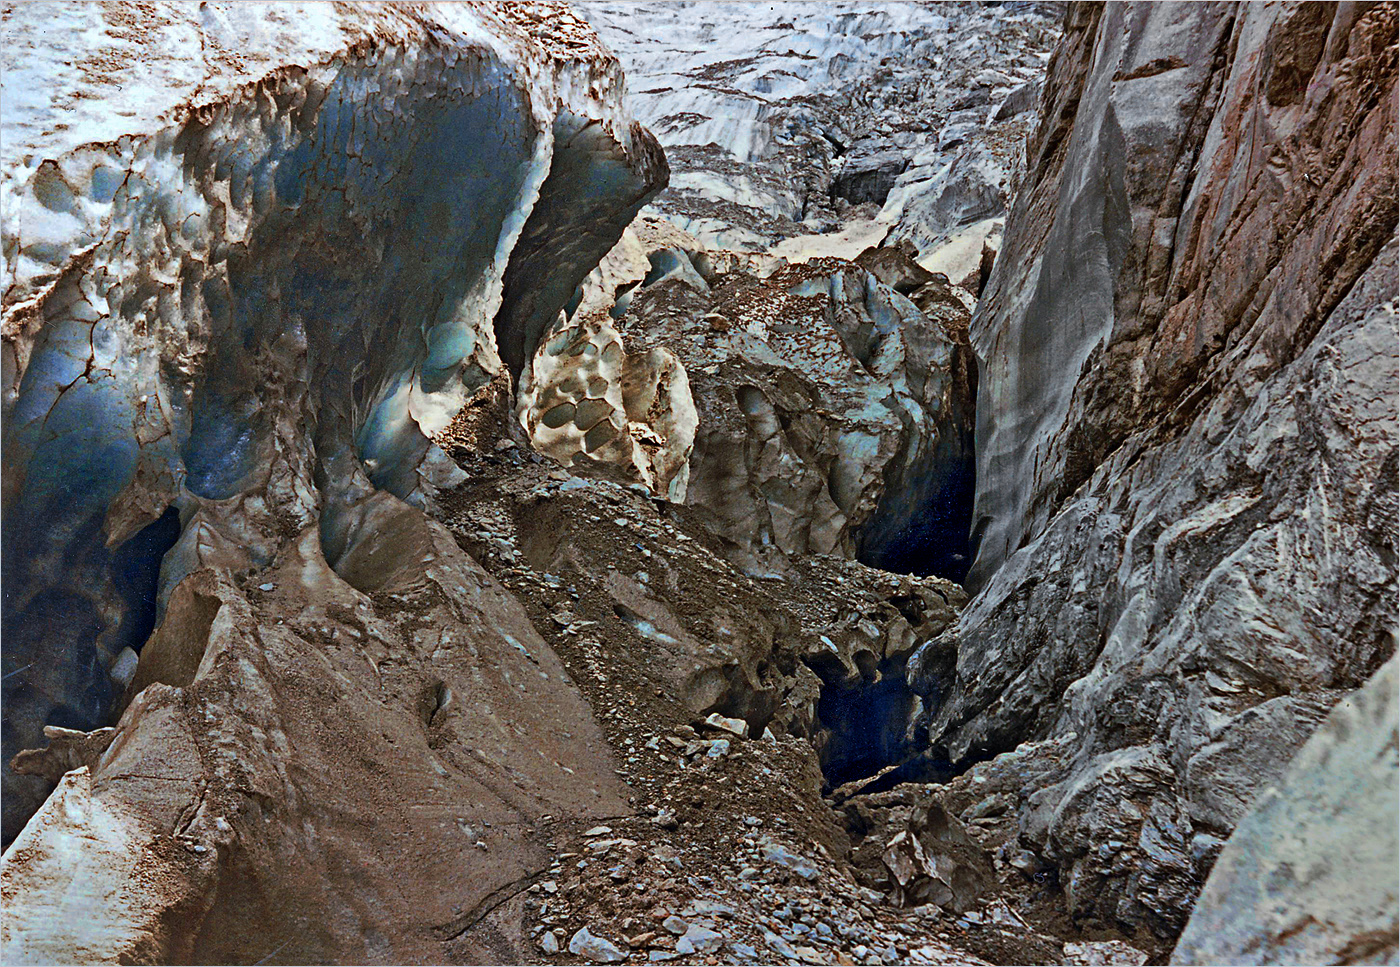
[0,0,665,839]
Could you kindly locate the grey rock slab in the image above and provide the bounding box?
[684,900,736,919]
[1171,656,1400,966]
[760,838,821,881]
[916,0,1399,935]
[569,927,629,964]
[702,712,748,737]
[676,924,725,955]
[1064,941,1149,966]
[764,930,799,959]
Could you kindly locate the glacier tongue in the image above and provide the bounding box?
[1,1,665,843]
[572,1,1061,255]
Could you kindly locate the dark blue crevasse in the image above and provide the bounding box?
[1,507,182,841]
[814,656,922,789]
[857,447,976,583]
[813,643,970,796]
[823,386,978,790]
[107,507,184,656]
[854,315,979,584]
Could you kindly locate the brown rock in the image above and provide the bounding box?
[881,801,996,912]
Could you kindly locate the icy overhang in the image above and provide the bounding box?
[0,0,666,840]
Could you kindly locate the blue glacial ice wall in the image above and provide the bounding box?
[0,2,665,840]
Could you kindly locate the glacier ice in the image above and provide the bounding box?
[0,1,665,840]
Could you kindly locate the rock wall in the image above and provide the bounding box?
[1,2,667,959]
[912,0,1398,939]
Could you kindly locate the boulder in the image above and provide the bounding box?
[855,245,938,294]
[881,801,996,912]
[569,926,629,964]
[992,80,1042,121]
[676,923,725,955]
[761,837,821,881]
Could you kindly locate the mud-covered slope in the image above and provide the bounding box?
[912,0,1398,945]
[0,3,665,961]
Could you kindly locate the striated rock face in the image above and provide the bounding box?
[1171,654,1399,966]
[1,2,665,959]
[912,0,1398,938]
[966,0,1398,585]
